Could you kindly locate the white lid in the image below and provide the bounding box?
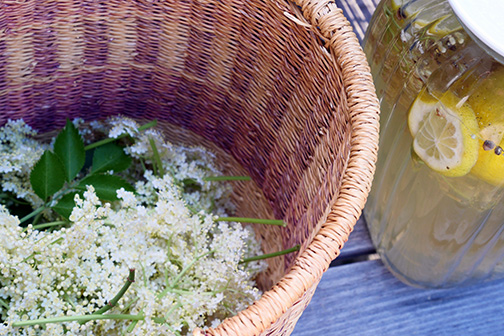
[448,0,504,64]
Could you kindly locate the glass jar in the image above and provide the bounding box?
[363,0,504,288]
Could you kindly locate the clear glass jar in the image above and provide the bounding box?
[363,0,504,288]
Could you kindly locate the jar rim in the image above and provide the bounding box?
[449,0,504,64]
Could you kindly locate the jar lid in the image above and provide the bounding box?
[448,0,504,64]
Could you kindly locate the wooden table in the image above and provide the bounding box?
[292,1,504,334]
[292,216,504,335]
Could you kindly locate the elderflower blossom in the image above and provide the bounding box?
[0,120,47,208]
[0,117,267,335]
[108,116,139,139]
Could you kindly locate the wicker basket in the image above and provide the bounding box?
[1,0,379,335]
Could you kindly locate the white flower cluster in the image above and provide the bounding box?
[0,120,47,209]
[127,130,234,217]
[0,117,266,335]
[107,116,139,139]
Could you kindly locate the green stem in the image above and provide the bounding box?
[202,176,251,181]
[221,302,235,315]
[126,307,144,333]
[80,269,135,325]
[64,294,77,310]
[216,217,286,227]
[12,314,145,327]
[149,137,165,177]
[152,317,166,323]
[17,252,38,265]
[20,177,83,227]
[84,120,158,151]
[19,205,45,225]
[240,244,301,264]
[31,209,45,226]
[121,297,139,313]
[137,120,158,132]
[139,261,148,288]
[3,195,29,205]
[35,221,67,230]
[50,237,64,245]
[26,221,67,233]
[139,157,147,174]
[18,236,64,265]
[126,319,140,333]
[33,233,51,245]
[164,302,182,321]
[170,251,212,288]
[161,288,219,296]
[0,297,9,310]
[157,251,213,299]
[165,233,175,271]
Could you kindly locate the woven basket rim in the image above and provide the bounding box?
[194,0,380,335]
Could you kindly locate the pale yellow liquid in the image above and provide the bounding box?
[363,0,504,288]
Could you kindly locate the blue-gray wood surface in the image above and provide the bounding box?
[292,258,504,335]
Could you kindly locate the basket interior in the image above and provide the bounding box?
[1,0,352,291]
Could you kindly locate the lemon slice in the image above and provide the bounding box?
[408,90,439,136]
[427,14,463,36]
[408,90,479,177]
[391,0,460,37]
[390,0,405,11]
[467,66,504,128]
[391,0,433,16]
[470,124,504,185]
[462,67,504,185]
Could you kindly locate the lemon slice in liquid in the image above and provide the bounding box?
[408,90,479,177]
[467,66,504,128]
[470,132,504,186]
[391,0,433,16]
[469,120,504,186]
[391,0,461,37]
[461,66,504,185]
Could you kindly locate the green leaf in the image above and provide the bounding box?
[53,119,85,181]
[77,175,134,201]
[92,143,132,174]
[30,151,66,201]
[52,192,84,220]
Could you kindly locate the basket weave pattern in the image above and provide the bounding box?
[0,0,379,335]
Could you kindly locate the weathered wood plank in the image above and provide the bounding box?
[293,259,504,335]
